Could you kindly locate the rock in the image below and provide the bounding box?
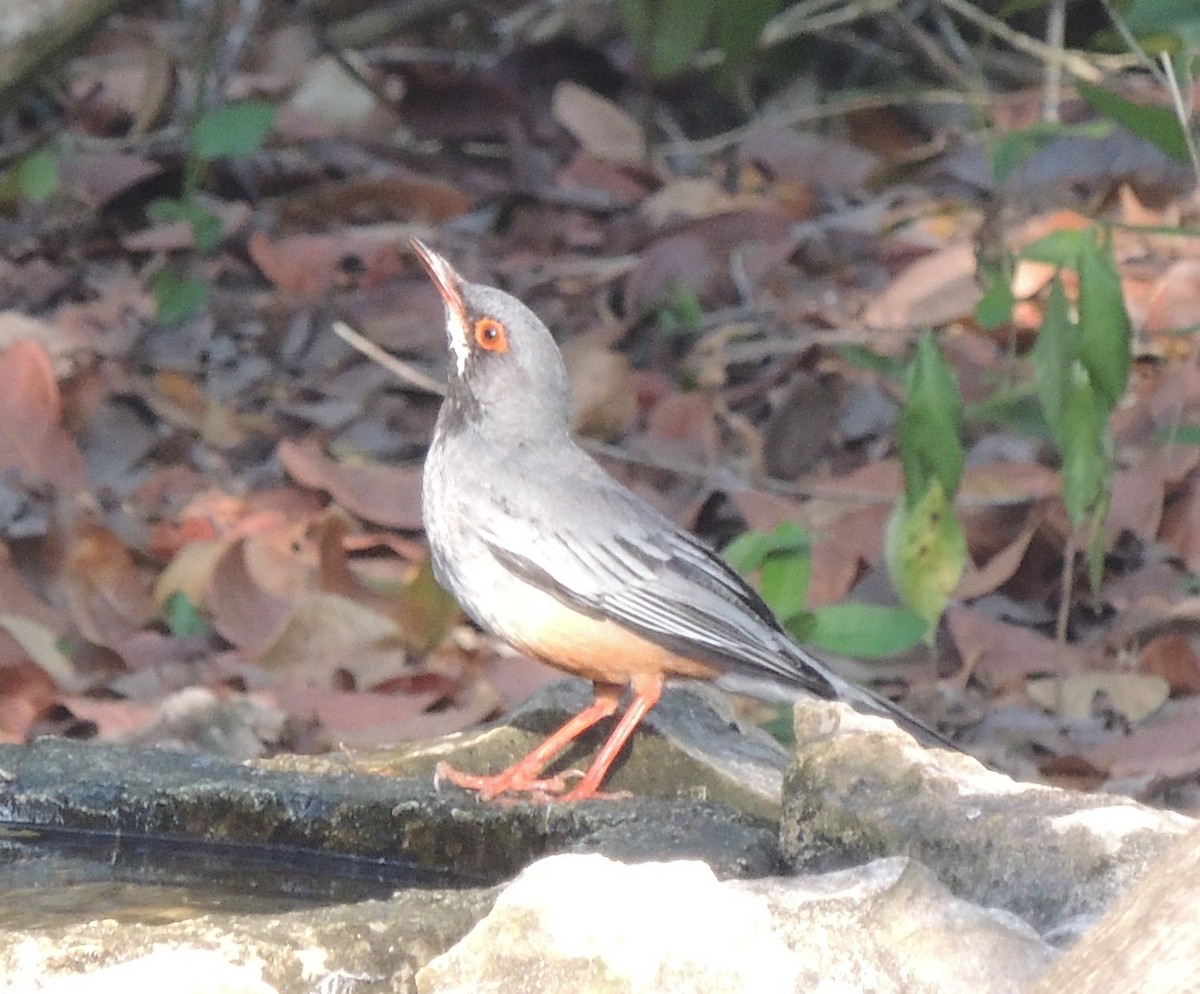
[297,679,789,820]
[0,887,496,994]
[1029,822,1200,994]
[416,852,1056,994]
[0,733,780,885]
[782,700,1195,933]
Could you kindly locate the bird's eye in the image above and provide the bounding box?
[474,317,508,353]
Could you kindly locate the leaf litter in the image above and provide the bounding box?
[0,0,1199,808]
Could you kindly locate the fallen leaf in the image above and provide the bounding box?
[947,606,1089,691]
[60,522,154,649]
[1138,634,1200,696]
[248,230,407,299]
[1026,672,1169,723]
[207,538,293,656]
[0,340,86,488]
[256,591,407,687]
[563,340,638,441]
[280,438,424,530]
[863,241,980,331]
[551,81,645,165]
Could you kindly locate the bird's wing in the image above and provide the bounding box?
[478,482,839,699]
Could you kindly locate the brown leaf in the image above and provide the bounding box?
[863,241,980,331]
[563,340,638,441]
[738,127,879,192]
[60,522,154,649]
[0,340,85,488]
[948,607,1089,692]
[207,538,292,656]
[808,505,890,607]
[279,438,424,530]
[1026,672,1169,723]
[278,174,475,228]
[1083,704,1200,780]
[256,592,406,687]
[1138,634,1200,696]
[248,230,406,299]
[0,660,62,743]
[623,211,794,319]
[1144,259,1200,336]
[956,511,1041,600]
[551,82,645,165]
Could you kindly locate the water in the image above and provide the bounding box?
[0,823,460,929]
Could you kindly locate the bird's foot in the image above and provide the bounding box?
[434,761,628,803]
[434,760,567,801]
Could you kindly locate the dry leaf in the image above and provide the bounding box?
[948,607,1089,692]
[551,81,644,165]
[0,340,85,488]
[863,241,980,331]
[1138,634,1200,696]
[279,438,424,530]
[1026,672,1169,723]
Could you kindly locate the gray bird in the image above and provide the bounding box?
[414,239,948,802]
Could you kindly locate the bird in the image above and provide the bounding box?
[413,238,949,802]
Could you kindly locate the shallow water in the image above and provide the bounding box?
[0,823,459,929]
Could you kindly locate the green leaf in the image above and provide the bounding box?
[1019,228,1087,268]
[897,332,964,505]
[15,146,60,202]
[760,543,811,622]
[1123,0,1200,36]
[165,590,209,637]
[619,0,718,79]
[191,100,277,161]
[724,521,812,619]
[154,267,208,324]
[715,0,779,78]
[1031,274,1077,446]
[1076,232,1132,409]
[722,530,773,573]
[656,280,703,337]
[723,521,810,572]
[806,603,929,658]
[885,480,966,630]
[149,196,224,253]
[974,266,1015,329]
[987,121,1110,186]
[1060,372,1108,527]
[1076,80,1191,164]
[1155,424,1200,446]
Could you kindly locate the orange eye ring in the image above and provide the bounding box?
[474,317,508,353]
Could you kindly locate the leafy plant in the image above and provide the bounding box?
[1023,227,1132,608]
[724,521,928,658]
[885,332,967,637]
[151,99,276,323]
[618,0,782,82]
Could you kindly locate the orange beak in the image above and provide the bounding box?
[411,237,467,324]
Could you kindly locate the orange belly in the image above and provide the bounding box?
[496,575,722,686]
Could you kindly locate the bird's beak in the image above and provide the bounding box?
[411,238,471,375]
[412,238,466,323]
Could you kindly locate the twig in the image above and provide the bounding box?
[935,0,1103,83]
[331,321,446,396]
[1042,0,1065,122]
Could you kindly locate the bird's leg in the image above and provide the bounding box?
[436,683,623,800]
[557,673,663,803]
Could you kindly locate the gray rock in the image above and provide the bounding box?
[416,852,1056,994]
[781,700,1195,933]
[0,886,496,994]
[308,679,789,820]
[1030,822,1200,994]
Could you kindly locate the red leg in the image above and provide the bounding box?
[436,684,622,800]
[557,673,663,803]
